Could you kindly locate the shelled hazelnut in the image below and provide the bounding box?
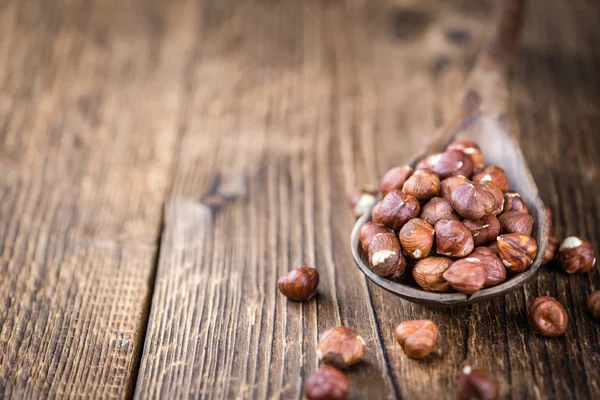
[485,182,504,216]
[399,218,435,259]
[503,192,528,214]
[368,233,406,278]
[443,258,487,294]
[304,365,350,400]
[380,165,413,197]
[372,190,420,231]
[463,214,501,246]
[458,366,500,400]
[348,185,377,218]
[359,222,394,252]
[447,140,485,173]
[497,233,537,273]
[278,267,319,301]
[587,290,600,321]
[440,175,469,200]
[420,197,460,226]
[498,211,533,236]
[558,237,596,273]
[450,182,497,220]
[431,150,474,179]
[435,220,474,258]
[529,296,568,337]
[402,169,440,202]
[473,166,509,192]
[468,247,506,287]
[317,327,366,368]
[415,152,442,171]
[413,257,453,292]
[394,320,439,359]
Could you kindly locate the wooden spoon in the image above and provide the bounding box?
[351,0,549,307]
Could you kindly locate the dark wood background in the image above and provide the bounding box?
[0,0,598,398]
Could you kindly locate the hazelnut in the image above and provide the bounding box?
[473,166,509,193]
[587,290,600,321]
[380,165,413,197]
[502,192,529,214]
[469,247,506,287]
[394,320,439,359]
[529,296,568,337]
[450,182,497,220]
[402,169,440,202]
[415,152,442,171]
[498,211,533,236]
[458,366,500,400]
[399,218,435,259]
[431,150,474,179]
[440,175,469,200]
[484,182,504,216]
[277,266,319,301]
[413,257,453,292]
[545,206,553,235]
[304,365,350,400]
[372,190,420,231]
[447,140,485,173]
[420,197,460,226]
[443,258,487,294]
[542,234,560,265]
[558,236,596,273]
[368,233,406,278]
[463,214,501,246]
[359,222,394,252]
[497,234,537,273]
[348,185,377,218]
[487,241,499,256]
[434,220,475,258]
[317,327,366,368]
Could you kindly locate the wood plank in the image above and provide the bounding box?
[0,0,197,397]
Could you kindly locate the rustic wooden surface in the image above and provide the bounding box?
[0,0,599,398]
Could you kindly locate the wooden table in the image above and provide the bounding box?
[1,0,598,398]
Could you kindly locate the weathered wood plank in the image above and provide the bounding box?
[0,0,197,397]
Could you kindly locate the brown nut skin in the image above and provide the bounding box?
[473,166,510,193]
[485,182,505,216]
[412,257,453,292]
[587,290,600,321]
[380,165,413,197]
[440,175,469,201]
[434,220,475,258]
[529,296,568,337]
[443,258,487,294]
[359,222,394,252]
[394,320,439,359]
[498,211,533,236]
[450,182,497,220]
[431,150,474,179]
[447,140,485,173]
[497,234,538,273]
[415,152,442,171]
[463,214,501,246]
[469,247,506,287]
[277,267,319,301]
[368,233,406,278]
[348,185,377,218]
[317,327,367,368]
[420,197,460,226]
[372,190,421,231]
[402,169,440,202]
[458,366,500,400]
[399,218,435,260]
[304,365,350,400]
[542,234,560,266]
[502,192,529,214]
[558,236,596,273]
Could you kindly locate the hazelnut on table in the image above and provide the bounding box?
[458,366,500,400]
[587,290,600,321]
[317,327,366,368]
[558,236,596,273]
[277,266,319,301]
[304,365,349,400]
[529,296,568,337]
[394,320,439,359]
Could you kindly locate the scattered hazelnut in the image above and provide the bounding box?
[348,185,377,218]
[277,267,319,301]
[304,365,350,400]
[443,258,487,294]
[435,220,475,258]
[413,257,453,292]
[415,152,442,171]
[317,327,366,368]
[497,233,537,273]
[394,320,439,359]
[558,236,596,273]
[529,296,568,337]
[450,182,497,220]
[545,206,553,235]
[431,150,474,179]
[463,214,501,246]
[359,222,394,252]
[380,165,413,197]
[368,233,406,278]
[484,182,504,216]
[458,366,500,400]
[473,166,509,193]
[402,169,440,202]
[440,176,469,201]
[587,290,600,321]
[420,197,460,226]
[542,234,560,265]
[498,211,533,236]
[469,247,506,287]
[502,192,529,214]
[447,140,485,173]
[399,218,435,259]
[372,190,420,231]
